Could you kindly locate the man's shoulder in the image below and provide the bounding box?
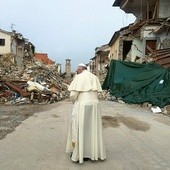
[83,70,95,75]
[77,70,97,79]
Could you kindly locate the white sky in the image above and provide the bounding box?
[0,0,136,71]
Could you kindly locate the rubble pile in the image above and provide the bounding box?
[0,54,19,80]
[0,57,69,105]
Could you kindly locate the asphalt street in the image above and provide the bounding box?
[0,100,170,170]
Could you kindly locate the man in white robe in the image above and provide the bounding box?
[66,63,106,163]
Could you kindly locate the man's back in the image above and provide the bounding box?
[66,64,106,163]
[68,70,102,92]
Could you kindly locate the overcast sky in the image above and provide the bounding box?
[1,0,135,71]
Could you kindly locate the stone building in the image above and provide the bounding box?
[0,29,35,66]
[65,59,71,78]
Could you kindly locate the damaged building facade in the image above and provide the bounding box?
[110,0,170,68]
[0,29,35,67]
[90,44,110,81]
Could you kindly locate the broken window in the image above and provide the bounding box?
[0,39,5,46]
[123,41,132,60]
[145,40,157,55]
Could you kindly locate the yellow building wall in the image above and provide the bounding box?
[0,32,11,54]
[109,36,120,61]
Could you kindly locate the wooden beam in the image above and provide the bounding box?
[157,0,159,18]
[4,81,31,97]
[146,0,150,21]
[122,0,129,9]
[152,0,159,19]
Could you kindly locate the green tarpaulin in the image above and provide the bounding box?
[102,60,170,108]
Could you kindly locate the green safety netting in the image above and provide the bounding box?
[102,60,170,108]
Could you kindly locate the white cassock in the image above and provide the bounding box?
[66,70,106,163]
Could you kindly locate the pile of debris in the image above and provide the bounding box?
[0,56,69,105]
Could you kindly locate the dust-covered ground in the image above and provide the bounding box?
[102,115,151,131]
[0,100,170,170]
[0,102,63,140]
[0,100,169,140]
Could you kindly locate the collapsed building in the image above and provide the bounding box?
[110,0,170,68]
[99,0,170,111]
[90,45,110,81]
[0,29,35,66]
[92,0,170,77]
[91,0,170,87]
[0,29,69,104]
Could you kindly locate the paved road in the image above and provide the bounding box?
[0,100,170,170]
